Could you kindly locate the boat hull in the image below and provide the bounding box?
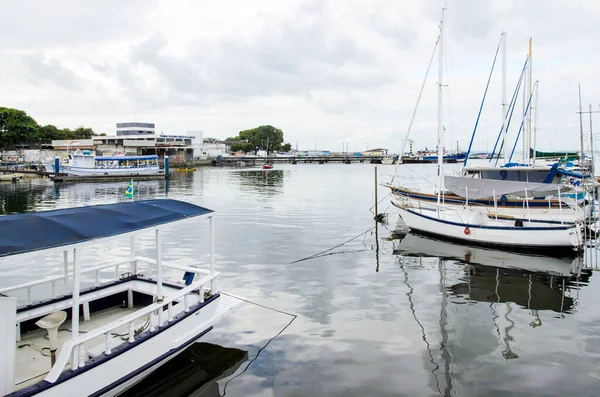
[44,163,161,176]
[393,202,582,254]
[13,293,242,397]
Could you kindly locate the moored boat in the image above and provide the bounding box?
[0,199,244,397]
[43,150,162,177]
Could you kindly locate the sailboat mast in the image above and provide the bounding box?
[526,37,533,165]
[502,31,507,164]
[436,8,445,205]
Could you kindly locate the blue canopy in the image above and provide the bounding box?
[95,155,159,161]
[0,199,213,258]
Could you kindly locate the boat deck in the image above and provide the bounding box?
[16,305,148,391]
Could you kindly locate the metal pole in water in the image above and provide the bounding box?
[374,166,378,218]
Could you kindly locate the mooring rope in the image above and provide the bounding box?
[220,291,297,396]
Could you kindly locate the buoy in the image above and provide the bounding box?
[464,227,471,235]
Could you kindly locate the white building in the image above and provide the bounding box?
[186,130,204,159]
[202,138,231,157]
[116,122,155,136]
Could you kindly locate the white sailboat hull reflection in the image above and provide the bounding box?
[393,232,581,276]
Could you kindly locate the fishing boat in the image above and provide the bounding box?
[0,199,244,397]
[43,150,162,177]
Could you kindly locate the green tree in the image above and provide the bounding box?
[39,125,62,142]
[0,107,39,148]
[73,126,94,139]
[229,125,285,154]
[281,143,292,152]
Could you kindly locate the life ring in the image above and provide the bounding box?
[464,227,471,235]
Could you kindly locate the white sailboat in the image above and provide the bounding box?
[393,9,583,254]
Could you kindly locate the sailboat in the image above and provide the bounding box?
[392,10,583,254]
[385,33,590,222]
[262,137,274,169]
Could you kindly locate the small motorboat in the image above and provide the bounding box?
[262,164,273,169]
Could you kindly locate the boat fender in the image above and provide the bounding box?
[464,227,471,235]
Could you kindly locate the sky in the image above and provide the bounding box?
[0,0,598,153]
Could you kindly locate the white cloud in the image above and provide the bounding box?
[0,0,598,152]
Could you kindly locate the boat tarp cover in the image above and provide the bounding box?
[0,199,213,258]
[444,176,572,200]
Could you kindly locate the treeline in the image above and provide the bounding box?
[226,125,291,154]
[0,107,97,149]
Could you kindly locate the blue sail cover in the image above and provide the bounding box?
[0,199,214,258]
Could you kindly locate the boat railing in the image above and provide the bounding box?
[45,270,219,383]
[0,258,136,306]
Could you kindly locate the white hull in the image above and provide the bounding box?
[393,201,582,251]
[381,158,394,165]
[30,293,242,397]
[392,189,588,223]
[44,163,161,176]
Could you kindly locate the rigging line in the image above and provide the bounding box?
[496,71,526,166]
[393,31,441,184]
[369,191,392,213]
[509,81,537,162]
[464,34,503,167]
[220,293,297,396]
[290,227,375,264]
[490,57,528,165]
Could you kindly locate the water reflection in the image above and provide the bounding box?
[392,232,592,396]
[122,342,248,397]
[0,180,54,214]
[233,170,284,195]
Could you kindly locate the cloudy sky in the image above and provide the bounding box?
[0,0,598,153]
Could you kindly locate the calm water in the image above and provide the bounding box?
[2,163,600,397]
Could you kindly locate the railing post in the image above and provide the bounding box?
[63,250,69,292]
[184,294,190,313]
[149,311,157,332]
[210,216,215,292]
[128,322,135,342]
[71,248,80,368]
[51,280,56,299]
[27,287,32,306]
[105,333,111,355]
[167,302,173,322]
[130,235,136,275]
[78,345,85,368]
[156,229,163,300]
[95,270,100,287]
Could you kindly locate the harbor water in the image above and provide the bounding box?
[1,162,599,397]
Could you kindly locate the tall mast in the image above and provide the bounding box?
[532,81,539,164]
[578,84,585,170]
[436,8,445,205]
[526,37,533,165]
[501,31,507,164]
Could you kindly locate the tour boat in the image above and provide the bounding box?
[0,199,244,397]
[43,150,162,177]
